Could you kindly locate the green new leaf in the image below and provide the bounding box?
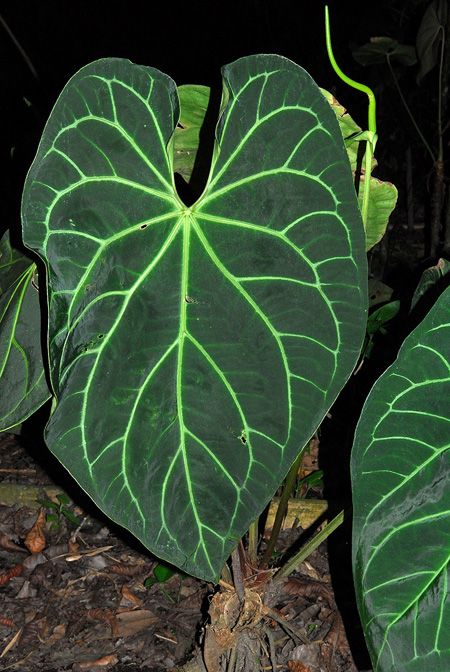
[352,286,450,671]
[357,176,398,251]
[321,89,397,251]
[0,232,51,430]
[173,84,210,183]
[22,55,367,581]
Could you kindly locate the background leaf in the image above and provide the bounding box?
[22,56,367,581]
[358,176,398,251]
[321,89,397,250]
[0,232,51,430]
[352,285,450,671]
[416,0,447,83]
[411,257,450,311]
[353,37,417,67]
[173,84,210,183]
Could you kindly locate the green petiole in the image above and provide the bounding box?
[325,5,377,228]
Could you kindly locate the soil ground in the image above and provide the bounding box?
[0,431,371,672]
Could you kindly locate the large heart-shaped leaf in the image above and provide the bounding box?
[22,55,367,580]
[352,286,450,671]
[0,232,51,430]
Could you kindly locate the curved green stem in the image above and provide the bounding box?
[325,5,376,136]
[274,509,345,582]
[325,5,377,228]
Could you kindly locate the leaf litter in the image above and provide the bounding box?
[0,433,362,671]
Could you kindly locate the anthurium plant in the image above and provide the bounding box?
[0,49,448,672]
[17,54,368,579]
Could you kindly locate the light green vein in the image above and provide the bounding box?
[173,213,215,577]
[363,509,450,581]
[210,104,322,190]
[79,220,181,477]
[192,219,292,446]
[92,73,174,179]
[202,167,338,209]
[0,266,33,378]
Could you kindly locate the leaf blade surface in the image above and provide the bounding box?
[22,55,367,580]
[352,286,450,671]
[0,232,50,429]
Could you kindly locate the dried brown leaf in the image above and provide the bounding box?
[24,509,46,553]
[86,608,118,636]
[115,609,157,637]
[76,653,118,669]
[120,584,142,607]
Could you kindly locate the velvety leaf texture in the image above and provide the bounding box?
[21,55,367,580]
[352,286,450,671]
[0,232,50,429]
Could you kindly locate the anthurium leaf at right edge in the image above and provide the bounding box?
[0,231,51,430]
[352,285,450,671]
[21,55,367,582]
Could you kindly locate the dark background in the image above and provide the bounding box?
[2,0,436,269]
[0,2,441,667]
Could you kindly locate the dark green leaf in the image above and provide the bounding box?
[352,286,450,671]
[22,56,367,581]
[368,278,394,308]
[60,507,81,526]
[411,258,450,311]
[416,0,447,83]
[56,492,71,505]
[353,37,417,67]
[366,300,400,335]
[153,563,176,582]
[0,232,51,430]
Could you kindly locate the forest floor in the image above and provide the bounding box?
[0,431,370,672]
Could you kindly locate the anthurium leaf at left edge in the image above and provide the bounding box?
[0,231,51,430]
[352,285,450,672]
[21,55,367,582]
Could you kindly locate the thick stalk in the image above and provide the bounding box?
[325,5,377,227]
[260,447,305,568]
[247,519,258,566]
[231,548,245,603]
[274,509,345,582]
